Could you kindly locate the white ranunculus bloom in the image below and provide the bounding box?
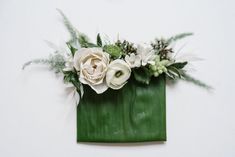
[73,48,110,94]
[137,44,156,66]
[124,53,141,68]
[106,59,131,90]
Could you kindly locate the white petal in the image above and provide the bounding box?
[89,82,108,94]
[73,48,91,71]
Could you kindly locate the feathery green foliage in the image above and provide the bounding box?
[181,73,213,90]
[22,53,65,73]
[57,9,79,40]
[166,33,193,44]
[22,59,50,70]
[57,9,97,49]
[78,33,97,48]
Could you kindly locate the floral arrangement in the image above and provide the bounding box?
[23,9,211,105]
[22,10,213,142]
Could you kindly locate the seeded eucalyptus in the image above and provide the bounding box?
[115,40,137,56]
[151,39,173,60]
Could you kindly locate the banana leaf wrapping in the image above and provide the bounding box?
[77,75,166,142]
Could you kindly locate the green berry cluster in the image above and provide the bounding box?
[150,64,167,77]
[149,55,170,77]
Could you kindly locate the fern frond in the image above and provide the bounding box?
[167,33,193,44]
[56,9,79,40]
[57,9,93,48]
[181,73,213,90]
[22,54,66,73]
[22,59,50,70]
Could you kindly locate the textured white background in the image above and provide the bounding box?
[0,0,235,156]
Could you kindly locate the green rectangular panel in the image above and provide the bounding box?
[77,75,166,142]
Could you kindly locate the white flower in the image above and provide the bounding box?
[124,53,141,68]
[106,59,131,90]
[63,55,74,71]
[137,44,156,66]
[73,48,110,94]
[64,83,84,105]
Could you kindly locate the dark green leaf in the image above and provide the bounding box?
[133,68,152,84]
[77,76,166,142]
[66,42,77,56]
[78,34,97,48]
[63,71,81,90]
[96,33,102,47]
[165,71,175,79]
[86,42,98,48]
[167,66,182,78]
[170,61,188,69]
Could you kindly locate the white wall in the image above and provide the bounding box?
[0,0,234,156]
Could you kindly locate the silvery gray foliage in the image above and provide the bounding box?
[22,53,66,73]
[166,33,193,44]
[56,8,79,41]
[181,73,213,90]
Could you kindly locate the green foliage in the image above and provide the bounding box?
[133,67,152,84]
[103,45,122,58]
[166,66,183,79]
[66,42,77,56]
[166,33,193,44]
[57,9,79,41]
[57,9,97,49]
[181,73,213,90]
[165,61,188,79]
[22,53,66,73]
[77,76,166,142]
[115,40,137,55]
[96,33,102,47]
[63,70,81,92]
[170,61,188,69]
[151,39,173,60]
[152,33,193,60]
[78,33,97,48]
[22,59,49,70]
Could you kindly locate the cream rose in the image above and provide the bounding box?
[106,59,131,90]
[73,48,110,94]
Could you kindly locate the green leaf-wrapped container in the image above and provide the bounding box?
[77,75,166,142]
